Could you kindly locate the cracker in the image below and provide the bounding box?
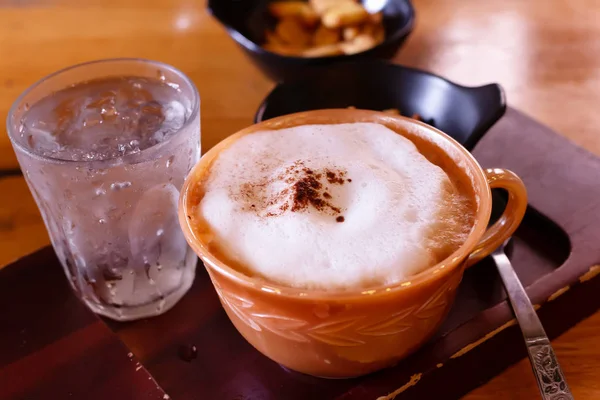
[362,22,385,43]
[275,17,312,46]
[343,26,360,41]
[265,30,286,45]
[263,0,385,58]
[322,2,369,28]
[268,1,320,26]
[314,25,341,46]
[309,0,356,15]
[340,33,377,54]
[302,44,344,57]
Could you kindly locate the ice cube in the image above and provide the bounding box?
[152,100,186,142]
[21,76,190,161]
[26,123,62,154]
[138,100,165,142]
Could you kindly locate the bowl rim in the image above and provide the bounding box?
[179,109,493,302]
[208,0,416,62]
[253,60,503,123]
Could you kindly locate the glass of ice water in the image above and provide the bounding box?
[6,59,200,321]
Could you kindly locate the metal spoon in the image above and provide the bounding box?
[492,240,573,399]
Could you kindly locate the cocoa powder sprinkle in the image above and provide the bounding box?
[235,160,349,220]
[325,169,346,185]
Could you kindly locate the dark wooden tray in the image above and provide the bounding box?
[107,107,600,399]
[1,107,599,399]
[0,247,166,400]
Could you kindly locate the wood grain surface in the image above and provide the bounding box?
[0,0,598,398]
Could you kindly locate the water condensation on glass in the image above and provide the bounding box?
[11,69,200,321]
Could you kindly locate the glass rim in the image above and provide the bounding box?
[6,57,200,167]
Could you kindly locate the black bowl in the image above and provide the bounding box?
[207,0,415,82]
[255,61,506,150]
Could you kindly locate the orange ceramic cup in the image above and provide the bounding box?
[179,110,528,378]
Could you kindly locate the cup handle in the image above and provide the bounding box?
[466,168,528,267]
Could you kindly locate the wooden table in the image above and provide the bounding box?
[1,0,599,398]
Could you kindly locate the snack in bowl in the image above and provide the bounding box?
[263,0,385,57]
[179,109,527,377]
[352,106,422,121]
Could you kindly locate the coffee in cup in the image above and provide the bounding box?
[188,121,476,291]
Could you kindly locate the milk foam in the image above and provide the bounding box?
[197,123,474,291]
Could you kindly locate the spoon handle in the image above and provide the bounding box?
[492,250,574,399]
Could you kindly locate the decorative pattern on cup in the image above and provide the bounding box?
[212,274,461,348]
